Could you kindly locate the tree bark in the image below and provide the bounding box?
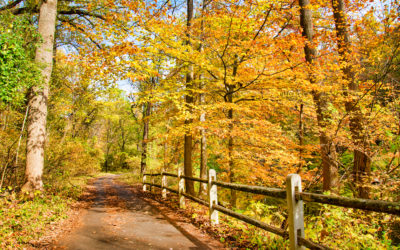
[198,0,208,197]
[198,92,207,196]
[298,103,304,169]
[331,0,371,198]
[22,0,58,192]
[119,118,126,152]
[184,0,195,195]
[227,84,236,207]
[298,0,339,192]
[140,101,151,175]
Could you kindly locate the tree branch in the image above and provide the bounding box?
[0,0,23,11]
[12,6,106,21]
[59,9,106,20]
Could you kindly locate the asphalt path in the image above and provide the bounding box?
[55,175,213,250]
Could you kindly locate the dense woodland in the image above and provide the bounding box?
[0,0,400,248]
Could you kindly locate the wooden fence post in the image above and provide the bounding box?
[178,168,185,208]
[286,174,305,250]
[162,172,167,199]
[143,174,147,192]
[208,169,219,225]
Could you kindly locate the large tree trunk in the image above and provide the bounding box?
[22,0,58,192]
[184,0,195,195]
[140,101,151,175]
[331,0,371,198]
[299,0,339,191]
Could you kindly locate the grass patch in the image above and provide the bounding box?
[116,171,141,185]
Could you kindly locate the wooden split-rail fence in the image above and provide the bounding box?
[143,169,400,250]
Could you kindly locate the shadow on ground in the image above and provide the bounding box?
[55,175,211,250]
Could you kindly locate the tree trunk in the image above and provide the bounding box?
[331,0,371,198]
[198,0,208,197]
[119,118,126,152]
[299,0,339,192]
[105,119,112,173]
[227,84,236,207]
[298,103,304,169]
[22,0,58,192]
[140,102,151,175]
[199,97,208,196]
[184,0,195,195]
[313,93,339,191]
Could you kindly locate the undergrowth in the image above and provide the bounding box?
[139,186,400,249]
[116,171,141,185]
[0,176,91,248]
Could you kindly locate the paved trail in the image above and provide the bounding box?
[56,175,215,250]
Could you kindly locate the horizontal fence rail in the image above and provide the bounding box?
[182,175,208,183]
[142,170,400,250]
[143,173,162,176]
[212,203,288,238]
[297,192,400,215]
[162,172,178,177]
[298,237,331,250]
[212,180,287,199]
[164,186,178,194]
[182,192,209,207]
[144,182,162,189]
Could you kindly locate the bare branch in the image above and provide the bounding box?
[0,0,23,11]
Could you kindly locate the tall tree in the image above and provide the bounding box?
[22,0,58,191]
[184,0,195,195]
[298,0,339,191]
[331,0,371,198]
[140,100,151,175]
[198,0,209,197]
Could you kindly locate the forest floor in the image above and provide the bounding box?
[52,174,224,250]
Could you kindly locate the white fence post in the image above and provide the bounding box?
[178,168,185,208]
[143,174,147,192]
[286,174,305,250]
[208,169,219,225]
[162,172,167,199]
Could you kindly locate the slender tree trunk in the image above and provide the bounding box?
[184,0,195,195]
[14,106,29,187]
[199,93,208,196]
[298,103,304,170]
[140,102,151,175]
[331,0,371,198]
[22,0,58,192]
[137,126,141,152]
[314,93,339,191]
[104,119,112,173]
[299,0,339,192]
[225,57,239,207]
[119,119,126,152]
[228,108,237,207]
[227,84,236,207]
[198,0,208,197]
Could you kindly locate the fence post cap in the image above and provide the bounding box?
[209,169,216,178]
[286,173,301,180]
